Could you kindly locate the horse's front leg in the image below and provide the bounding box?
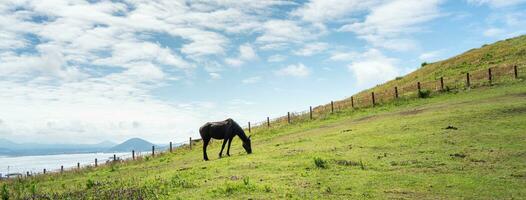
[226,137,233,156]
[203,139,210,161]
[219,138,227,158]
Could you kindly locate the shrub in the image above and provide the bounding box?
[418,89,431,98]
[334,160,360,166]
[314,157,327,169]
[110,165,118,172]
[444,86,451,92]
[170,175,193,188]
[86,179,95,189]
[395,76,403,80]
[242,177,250,186]
[1,184,8,200]
[264,185,272,193]
[421,62,428,67]
[360,160,366,170]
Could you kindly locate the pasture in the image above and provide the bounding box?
[1,81,525,199]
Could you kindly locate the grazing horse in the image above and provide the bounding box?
[199,118,252,161]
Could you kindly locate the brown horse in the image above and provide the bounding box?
[199,118,252,161]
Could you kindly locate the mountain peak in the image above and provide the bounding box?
[109,138,155,152]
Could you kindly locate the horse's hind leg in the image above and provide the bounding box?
[203,138,210,161]
[219,138,227,158]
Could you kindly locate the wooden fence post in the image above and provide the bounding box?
[132,150,135,160]
[26,171,30,177]
[113,154,117,162]
[371,92,375,106]
[351,96,354,108]
[394,86,398,98]
[189,137,192,150]
[330,101,334,113]
[309,106,313,120]
[248,122,251,133]
[43,168,46,174]
[267,117,270,127]
[417,82,421,94]
[440,77,444,91]
[77,162,80,170]
[514,65,518,79]
[170,142,173,152]
[95,158,98,167]
[488,68,492,85]
[152,145,155,156]
[466,73,470,88]
[287,112,290,124]
[61,165,64,173]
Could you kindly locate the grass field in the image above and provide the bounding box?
[2,35,526,199]
[1,79,525,199]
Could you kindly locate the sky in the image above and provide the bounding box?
[0,0,525,144]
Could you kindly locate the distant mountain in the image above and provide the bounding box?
[109,138,157,152]
[0,138,165,156]
[93,140,117,148]
[0,138,20,149]
[0,138,118,156]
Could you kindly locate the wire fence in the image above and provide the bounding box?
[244,63,525,132]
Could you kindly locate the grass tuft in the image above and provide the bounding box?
[314,157,328,169]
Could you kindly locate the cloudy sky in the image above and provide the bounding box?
[0,0,525,144]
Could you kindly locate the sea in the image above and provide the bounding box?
[0,152,145,177]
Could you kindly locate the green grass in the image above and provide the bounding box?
[1,81,526,199]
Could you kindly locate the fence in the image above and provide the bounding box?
[2,64,524,180]
[244,63,525,133]
[0,138,200,180]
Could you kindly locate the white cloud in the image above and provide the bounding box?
[256,20,326,50]
[481,11,526,39]
[291,0,378,23]
[209,72,222,79]
[225,58,244,67]
[419,50,443,61]
[347,49,400,89]
[242,76,261,84]
[329,51,359,61]
[467,0,526,7]
[267,54,286,62]
[275,63,311,77]
[0,78,207,144]
[0,0,292,143]
[339,0,444,51]
[293,42,328,56]
[224,43,258,67]
[239,43,257,60]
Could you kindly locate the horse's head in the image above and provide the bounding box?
[242,135,252,154]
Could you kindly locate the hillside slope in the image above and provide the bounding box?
[362,35,526,95]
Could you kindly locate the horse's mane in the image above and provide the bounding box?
[229,119,249,142]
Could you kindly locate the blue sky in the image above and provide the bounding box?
[0,0,525,144]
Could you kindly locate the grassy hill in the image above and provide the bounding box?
[1,36,526,199]
[361,34,526,95]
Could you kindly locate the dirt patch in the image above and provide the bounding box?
[340,129,352,133]
[354,115,377,122]
[398,108,426,116]
[500,106,526,114]
[450,153,467,158]
[512,92,526,97]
